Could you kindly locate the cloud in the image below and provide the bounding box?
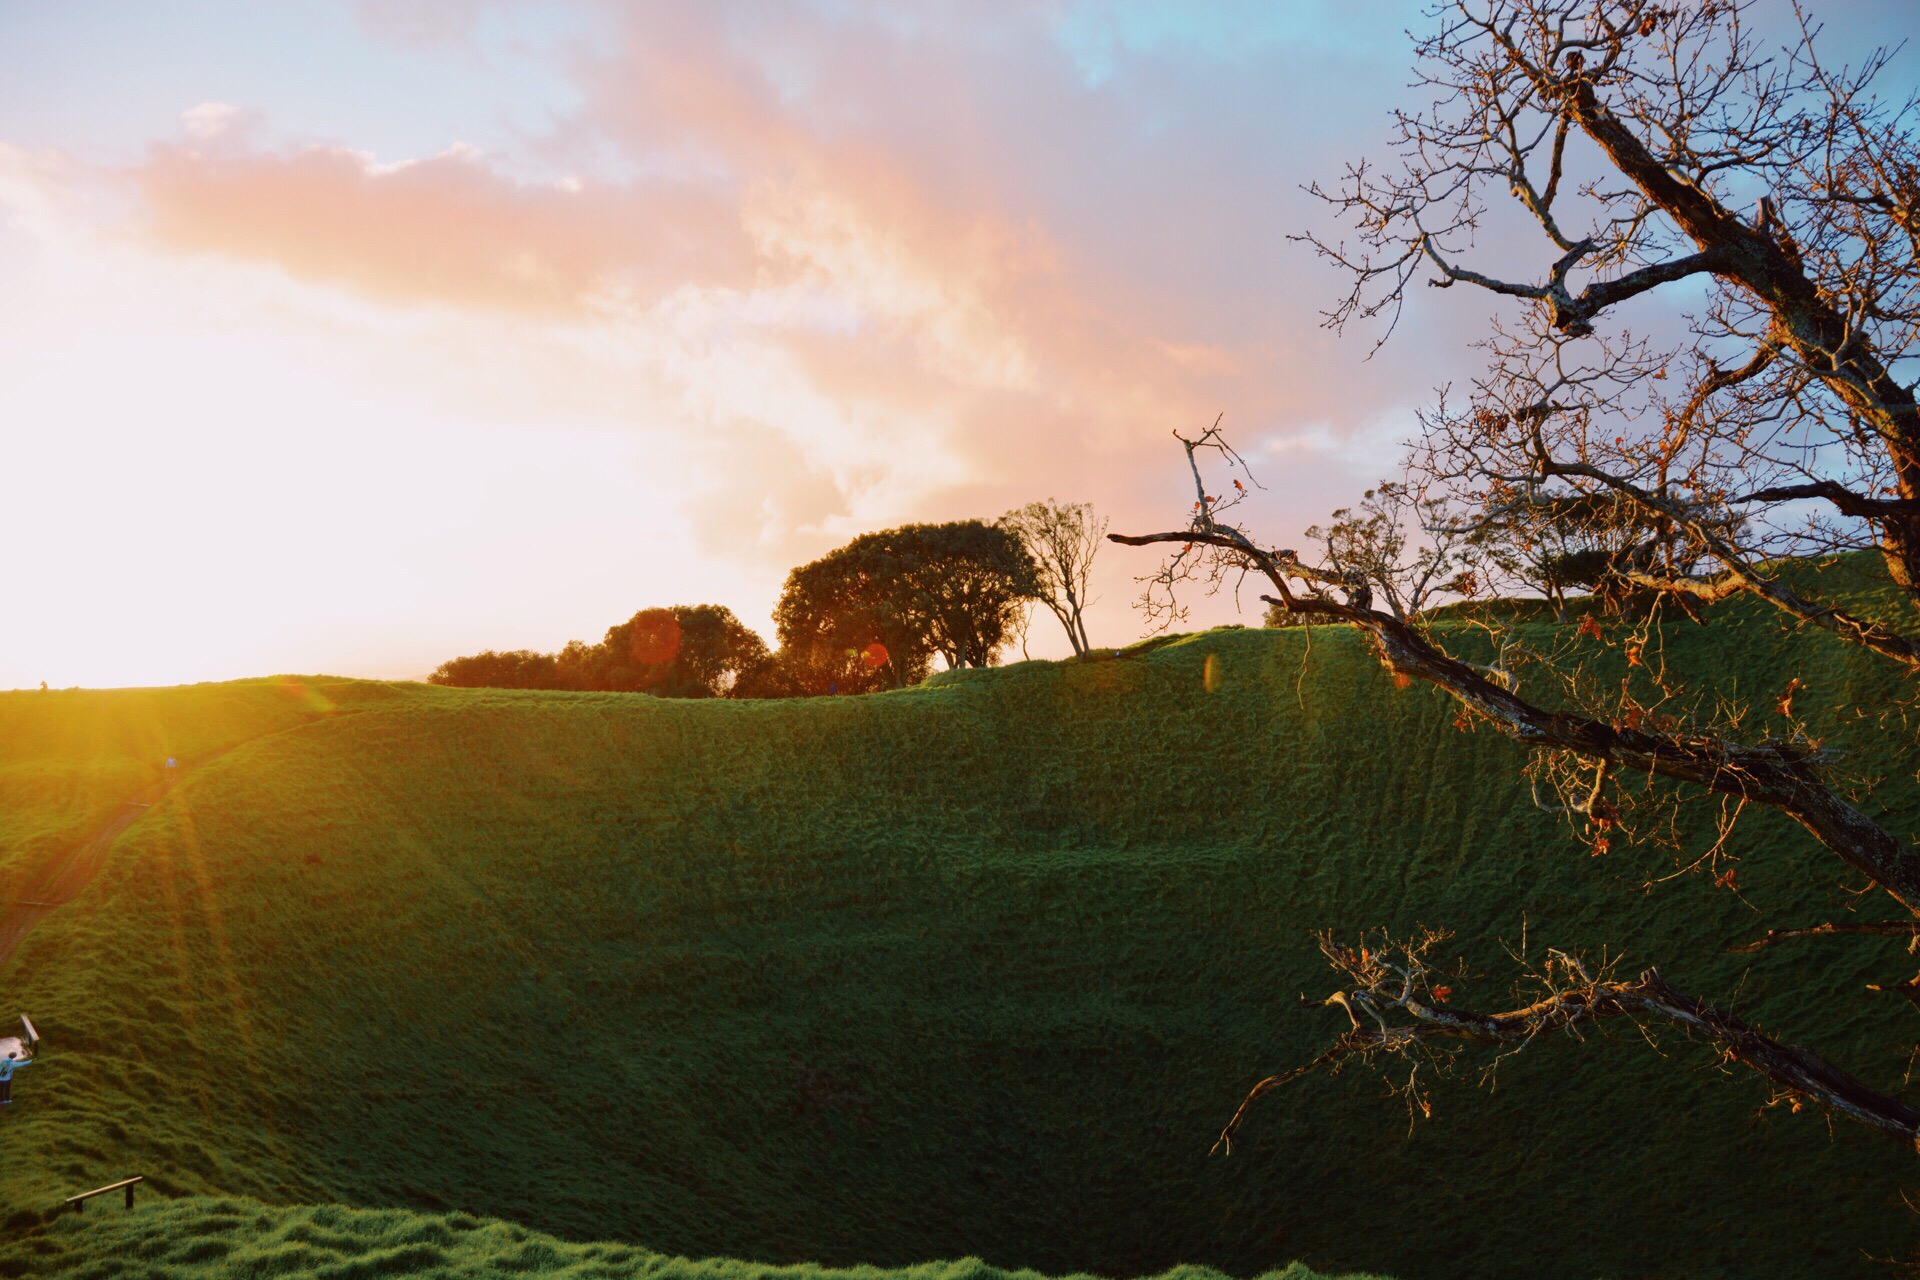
[135,135,752,314]
[0,143,87,240]
[352,0,490,52]
[8,0,1510,679]
[120,33,1264,556]
[179,102,262,142]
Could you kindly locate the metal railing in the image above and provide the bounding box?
[65,1176,142,1213]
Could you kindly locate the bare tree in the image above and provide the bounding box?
[1000,499,1107,656]
[1115,423,1920,1152]
[1109,0,1920,1162]
[1310,480,1480,620]
[1310,0,1920,660]
[1260,479,1480,625]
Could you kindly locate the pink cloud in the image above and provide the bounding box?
[136,139,751,314]
[352,0,489,52]
[111,1,1458,637]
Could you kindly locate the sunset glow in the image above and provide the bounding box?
[12,5,1920,1273]
[1,0,1905,688]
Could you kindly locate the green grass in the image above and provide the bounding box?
[2,584,1918,1279]
[6,1196,1381,1280]
[0,676,408,886]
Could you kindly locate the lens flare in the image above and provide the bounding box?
[276,677,336,714]
[630,611,683,666]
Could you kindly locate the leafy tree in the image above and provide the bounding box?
[727,650,814,700]
[775,521,1040,691]
[1000,499,1106,656]
[774,554,931,696]
[553,639,602,691]
[1116,0,1920,1162]
[429,605,770,698]
[428,649,565,690]
[1458,487,1727,621]
[899,521,1042,669]
[1308,480,1479,621]
[1261,481,1483,627]
[577,605,772,698]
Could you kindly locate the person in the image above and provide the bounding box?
[0,1051,29,1105]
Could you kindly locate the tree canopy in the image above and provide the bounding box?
[430,604,770,698]
[774,521,1040,691]
[427,648,569,691]
[573,605,772,698]
[430,519,1046,700]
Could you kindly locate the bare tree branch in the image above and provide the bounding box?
[1114,477,1920,914]
[1729,921,1920,954]
[1731,480,1920,520]
[1142,0,1920,1193]
[1216,936,1920,1155]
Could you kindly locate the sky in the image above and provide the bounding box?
[0,1,1909,688]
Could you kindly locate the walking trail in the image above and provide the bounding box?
[0,714,352,973]
[0,778,176,971]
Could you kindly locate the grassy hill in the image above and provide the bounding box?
[9,1196,1377,1280]
[3,590,1919,1278]
[0,676,408,886]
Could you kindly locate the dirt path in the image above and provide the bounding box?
[0,714,354,974]
[0,779,176,970]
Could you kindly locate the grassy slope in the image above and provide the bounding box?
[2,596,1918,1279]
[8,1196,1376,1280]
[0,677,409,886]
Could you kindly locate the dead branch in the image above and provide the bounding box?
[1730,921,1920,954]
[1306,0,1920,628]
[1113,498,1920,915]
[1215,935,1920,1155]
